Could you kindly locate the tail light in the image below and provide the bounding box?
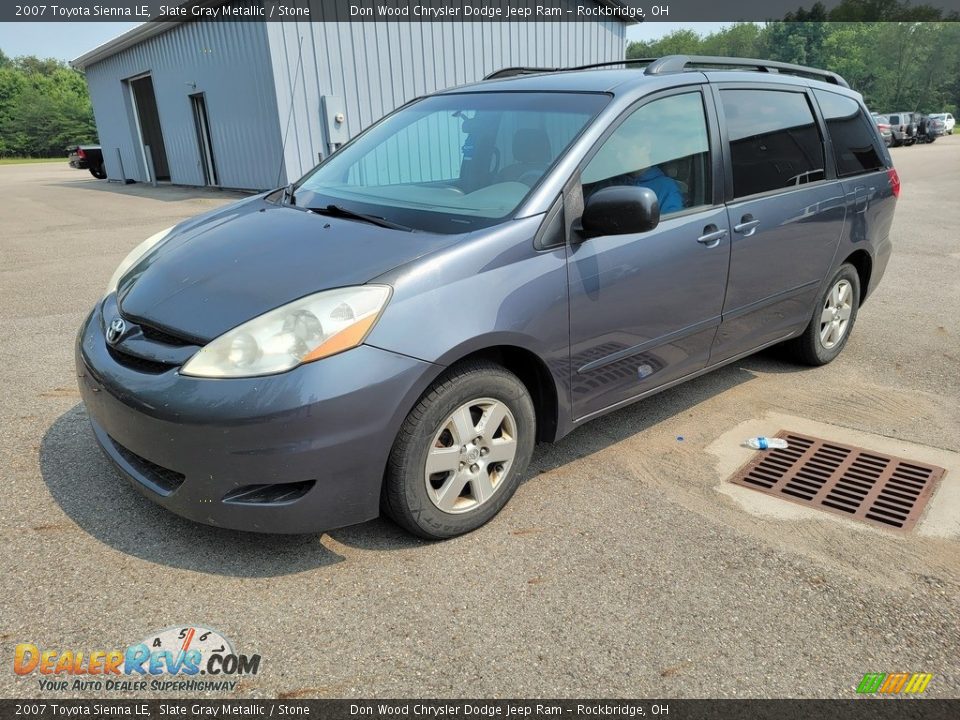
[77,148,86,159]
[887,168,900,198]
[878,124,890,131]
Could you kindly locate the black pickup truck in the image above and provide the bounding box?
[68,145,106,179]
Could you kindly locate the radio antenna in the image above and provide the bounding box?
[275,34,305,189]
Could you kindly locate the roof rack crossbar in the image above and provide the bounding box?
[644,55,849,88]
[484,55,848,88]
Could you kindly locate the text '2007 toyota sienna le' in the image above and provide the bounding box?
[77,56,899,539]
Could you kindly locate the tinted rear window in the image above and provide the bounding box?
[815,90,885,177]
[721,89,825,199]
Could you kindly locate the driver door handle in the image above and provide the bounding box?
[697,226,728,247]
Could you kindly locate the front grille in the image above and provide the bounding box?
[108,435,185,495]
[107,346,175,374]
[222,480,315,505]
[138,321,195,347]
[729,431,946,531]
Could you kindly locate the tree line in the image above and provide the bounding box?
[628,4,960,115]
[0,50,97,158]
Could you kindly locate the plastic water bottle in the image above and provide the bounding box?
[746,437,789,450]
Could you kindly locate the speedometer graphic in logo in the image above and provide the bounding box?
[141,625,233,674]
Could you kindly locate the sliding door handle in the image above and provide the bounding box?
[734,215,760,235]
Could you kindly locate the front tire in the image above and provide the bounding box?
[382,360,536,539]
[783,264,861,366]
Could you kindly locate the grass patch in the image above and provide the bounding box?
[0,157,66,165]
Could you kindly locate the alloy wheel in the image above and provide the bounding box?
[820,279,853,349]
[424,397,518,514]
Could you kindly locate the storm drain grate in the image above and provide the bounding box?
[729,431,946,531]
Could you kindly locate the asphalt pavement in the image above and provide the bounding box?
[1,142,958,699]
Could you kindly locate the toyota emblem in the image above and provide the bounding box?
[106,317,126,345]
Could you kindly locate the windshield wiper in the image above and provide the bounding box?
[309,204,413,232]
[281,183,296,206]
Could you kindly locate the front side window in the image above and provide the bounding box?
[721,89,825,199]
[581,91,711,216]
[294,92,608,233]
[814,90,884,177]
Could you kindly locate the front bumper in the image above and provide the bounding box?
[75,300,436,534]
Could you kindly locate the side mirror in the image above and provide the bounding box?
[579,185,660,239]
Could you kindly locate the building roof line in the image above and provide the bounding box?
[71,21,181,69]
[71,1,636,70]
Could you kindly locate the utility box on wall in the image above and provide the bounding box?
[321,95,348,155]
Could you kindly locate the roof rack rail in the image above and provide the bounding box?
[484,58,658,80]
[644,55,849,87]
[484,55,848,88]
[484,67,554,80]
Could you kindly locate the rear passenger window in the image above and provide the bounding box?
[721,89,825,199]
[814,90,884,177]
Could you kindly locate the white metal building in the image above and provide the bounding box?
[72,5,630,191]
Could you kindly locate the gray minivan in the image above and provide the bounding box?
[77,56,898,538]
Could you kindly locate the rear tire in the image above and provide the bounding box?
[89,163,106,179]
[783,264,861,366]
[382,360,536,539]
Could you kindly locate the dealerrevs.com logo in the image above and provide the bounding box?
[14,626,261,693]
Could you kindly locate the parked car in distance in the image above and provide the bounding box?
[68,145,105,179]
[885,112,917,146]
[929,112,955,134]
[873,114,893,146]
[77,56,899,539]
[923,114,946,140]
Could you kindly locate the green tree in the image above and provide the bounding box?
[623,13,960,116]
[701,23,764,59]
[766,4,830,66]
[626,29,705,60]
[0,53,97,157]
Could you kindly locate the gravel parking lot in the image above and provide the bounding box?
[1,140,958,699]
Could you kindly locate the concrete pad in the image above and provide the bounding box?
[708,412,959,539]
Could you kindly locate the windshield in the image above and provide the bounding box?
[293,92,608,233]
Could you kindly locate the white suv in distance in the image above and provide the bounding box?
[930,113,955,134]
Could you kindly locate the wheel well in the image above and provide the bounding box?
[451,346,559,443]
[843,250,872,304]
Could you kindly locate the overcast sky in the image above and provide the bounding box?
[0,21,735,63]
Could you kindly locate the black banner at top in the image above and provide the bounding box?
[3,0,960,23]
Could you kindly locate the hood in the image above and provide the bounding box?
[117,197,463,342]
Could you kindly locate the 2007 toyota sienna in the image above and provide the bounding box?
[77,56,899,538]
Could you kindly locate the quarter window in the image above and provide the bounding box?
[814,90,884,177]
[721,89,825,199]
[582,92,712,216]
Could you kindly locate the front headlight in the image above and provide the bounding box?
[180,285,392,378]
[104,226,174,298]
